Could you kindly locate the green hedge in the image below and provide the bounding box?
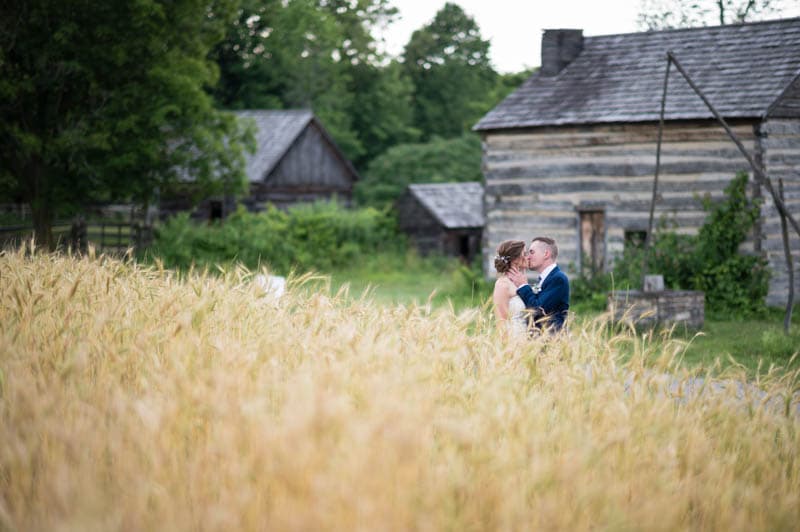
[149,202,402,273]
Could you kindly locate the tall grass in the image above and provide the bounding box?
[1,248,798,530]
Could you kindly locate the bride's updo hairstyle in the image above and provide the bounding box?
[494,239,525,274]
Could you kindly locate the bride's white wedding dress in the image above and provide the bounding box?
[507,295,528,337]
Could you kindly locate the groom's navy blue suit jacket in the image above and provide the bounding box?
[516,265,570,332]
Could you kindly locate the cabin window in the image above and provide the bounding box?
[579,210,605,276]
[624,230,647,249]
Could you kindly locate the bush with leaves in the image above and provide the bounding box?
[574,172,768,316]
[150,201,401,273]
[690,172,768,314]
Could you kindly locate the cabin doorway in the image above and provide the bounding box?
[579,210,605,276]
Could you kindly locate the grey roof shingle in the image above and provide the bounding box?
[408,182,484,229]
[475,18,800,131]
[234,109,314,182]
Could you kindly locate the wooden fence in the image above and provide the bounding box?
[0,219,153,255]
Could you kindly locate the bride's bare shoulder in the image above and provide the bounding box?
[494,276,515,295]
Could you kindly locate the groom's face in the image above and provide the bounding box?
[526,241,547,272]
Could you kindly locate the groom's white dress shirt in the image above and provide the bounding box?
[516,263,558,289]
[537,263,558,286]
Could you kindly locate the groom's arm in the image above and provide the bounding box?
[516,275,568,312]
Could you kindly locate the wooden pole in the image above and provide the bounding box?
[667,51,800,239]
[779,179,794,334]
[643,55,671,277]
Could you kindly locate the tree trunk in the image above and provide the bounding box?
[31,201,54,251]
[26,159,55,250]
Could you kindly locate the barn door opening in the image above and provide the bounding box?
[579,210,605,276]
[459,235,471,261]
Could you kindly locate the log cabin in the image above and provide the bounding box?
[396,182,484,262]
[474,18,800,306]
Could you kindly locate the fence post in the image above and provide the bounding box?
[133,222,141,252]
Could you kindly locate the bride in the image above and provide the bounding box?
[492,239,529,337]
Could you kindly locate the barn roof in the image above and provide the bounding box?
[407,182,484,229]
[474,17,800,131]
[234,109,359,182]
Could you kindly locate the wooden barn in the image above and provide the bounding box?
[474,18,800,306]
[396,182,484,262]
[162,109,359,220]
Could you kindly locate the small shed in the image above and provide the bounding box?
[396,182,484,262]
[163,109,360,220]
[474,18,800,306]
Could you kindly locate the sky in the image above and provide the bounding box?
[377,0,800,73]
[379,0,644,73]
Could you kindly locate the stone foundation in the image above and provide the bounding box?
[609,290,705,329]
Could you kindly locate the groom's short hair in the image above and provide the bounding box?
[532,236,558,259]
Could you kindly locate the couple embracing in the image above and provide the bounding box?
[492,237,570,338]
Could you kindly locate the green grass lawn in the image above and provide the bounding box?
[328,253,492,310]
[327,257,800,376]
[668,313,800,374]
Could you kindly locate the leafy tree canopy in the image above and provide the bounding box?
[0,0,251,247]
[355,133,482,208]
[209,0,407,165]
[403,2,498,140]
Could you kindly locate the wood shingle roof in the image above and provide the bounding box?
[474,17,800,131]
[407,182,484,229]
[234,109,359,184]
[235,110,313,182]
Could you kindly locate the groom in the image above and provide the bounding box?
[508,236,570,333]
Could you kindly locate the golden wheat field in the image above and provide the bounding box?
[0,248,799,531]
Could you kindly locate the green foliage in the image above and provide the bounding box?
[356,134,482,208]
[209,0,405,165]
[613,227,697,291]
[328,251,492,310]
[208,0,533,204]
[590,172,769,315]
[149,202,400,273]
[570,273,616,313]
[403,2,498,140]
[689,172,768,313]
[0,0,251,247]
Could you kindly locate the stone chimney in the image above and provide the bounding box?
[541,29,583,76]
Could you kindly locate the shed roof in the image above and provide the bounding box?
[407,182,484,229]
[474,17,800,131]
[234,109,359,183]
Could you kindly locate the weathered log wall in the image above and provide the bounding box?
[268,122,355,191]
[481,120,758,278]
[759,118,800,307]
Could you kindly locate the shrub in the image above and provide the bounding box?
[577,172,768,316]
[150,201,402,273]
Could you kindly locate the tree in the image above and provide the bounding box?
[210,0,410,166]
[355,134,482,208]
[346,60,419,166]
[0,0,251,248]
[403,2,498,141]
[637,0,792,29]
[208,0,285,110]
